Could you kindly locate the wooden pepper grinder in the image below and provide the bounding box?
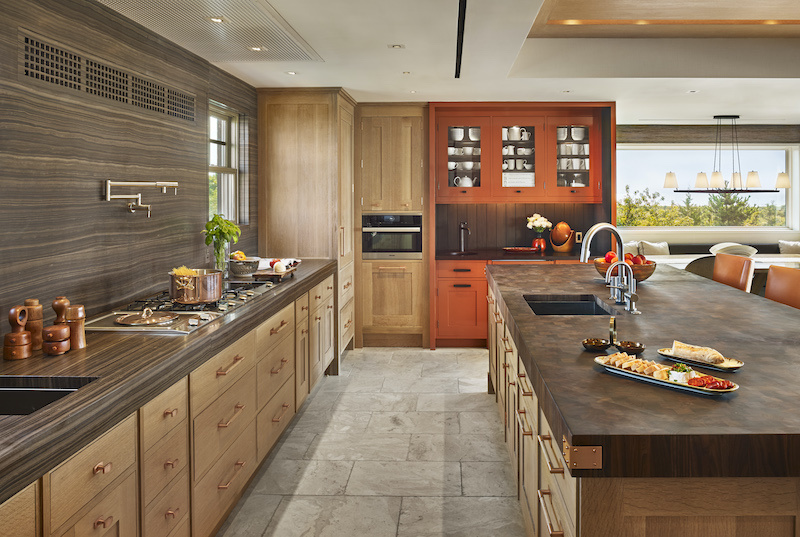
[65,304,86,350]
[4,306,32,360]
[24,298,43,351]
[53,296,70,324]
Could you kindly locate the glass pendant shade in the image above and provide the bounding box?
[663,172,678,188]
[776,172,791,188]
[731,172,742,189]
[709,171,724,188]
[695,172,709,189]
[746,171,761,188]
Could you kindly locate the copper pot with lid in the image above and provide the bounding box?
[168,269,223,304]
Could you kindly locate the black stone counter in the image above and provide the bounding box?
[0,259,336,503]
[487,263,800,478]
[436,247,580,261]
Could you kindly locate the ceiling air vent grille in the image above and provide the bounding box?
[20,31,195,122]
[85,60,129,103]
[23,35,82,90]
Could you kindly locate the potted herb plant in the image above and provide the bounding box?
[204,214,241,272]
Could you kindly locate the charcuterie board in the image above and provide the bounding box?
[594,356,739,396]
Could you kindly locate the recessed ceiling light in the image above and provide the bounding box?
[562,89,572,93]
[388,44,406,49]
[250,47,264,51]
[286,71,297,75]
[410,90,417,94]
[207,16,226,23]
[403,71,411,75]
[686,90,699,94]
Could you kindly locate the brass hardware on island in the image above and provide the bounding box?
[217,461,246,490]
[538,434,565,474]
[217,404,245,428]
[165,509,179,519]
[271,358,289,375]
[93,461,113,475]
[163,408,179,418]
[105,180,179,217]
[516,409,533,436]
[93,516,114,529]
[164,459,178,469]
[518,372,533,397]
[270,320,289,335]
[537,490,565,537]
[216,355,244,376]
[562,435,603,470]
[272,403,291,423]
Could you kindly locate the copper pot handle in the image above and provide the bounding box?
[176,276,195,291]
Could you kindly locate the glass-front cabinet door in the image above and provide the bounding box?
[547,115,601,202]
[436,116,491,201]
[491,117,545,200]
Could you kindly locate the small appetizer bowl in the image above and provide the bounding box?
[582,338,611,352]
[615,341,646,355]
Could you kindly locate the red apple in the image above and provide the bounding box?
[632,255,644,265]
[646,260,655,265]
[624,252,634,261]
[604,251,617,263]
[269,259,278,268]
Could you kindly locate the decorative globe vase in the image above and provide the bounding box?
[532,233,547,251]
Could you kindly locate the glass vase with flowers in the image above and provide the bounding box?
[526,213,552,251]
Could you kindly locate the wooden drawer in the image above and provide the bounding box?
[538,461,576,537]
[192,425,257,537]
[539,412,577,529]
[257,375,296,460]
[0,480,38,537]
[193,373,256,481]
[257,331,295,409]
[47,413,137,533]
[436,260,486,279]
[190,331,255,417]
[339,296,354,354]
[295,293,309,323]
[143,469,189,537]
[310,275,334,311]
[339,263,354,305]
[519,412,538,537]
[142,424,189,507]
[141,377,188,453]
[64,470,137,537]
[256,303,295,357]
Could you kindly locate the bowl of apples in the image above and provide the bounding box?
[593,251,657,282]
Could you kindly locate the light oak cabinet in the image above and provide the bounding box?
[0,481,39,537]
[361,260,425,335]
[43,413,138,536]
[360,114,425,212]
[295,294,310,409]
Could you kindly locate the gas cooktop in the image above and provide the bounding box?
[85,281,274,335]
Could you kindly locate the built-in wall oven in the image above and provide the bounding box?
[362,214,422,259]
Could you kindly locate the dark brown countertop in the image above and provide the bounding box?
[487,263,800,478]
[0,259,336,503]
[436,247,580,262]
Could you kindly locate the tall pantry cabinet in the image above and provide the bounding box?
[257,88,356,371]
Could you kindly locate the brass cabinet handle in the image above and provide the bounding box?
[164,459,178,469]
[93,516,114,529]
[327,305,334,309]
[538,490,565,536]
[165,508,179,520]
[518,373,533,397]
[218,461,246,490]
[315,316,322,321]
[515,409,533,437]
[315,295,322,300]
[494,311,503,324]
[218,403,245,428]
[301,305,308,311]
[339,227,345,257]
[344,319,352,329]
[272,403,291,423]
[163,408,178,418]
[343,281,352,289]
[501,337,513,353]
[216,354,244,377]
[271,358,289,375]
[301,328,308,334]
[486,295,494,304]
[270,320,289,335]
[327,285,333,290]
[93,461,112,475]
[538,434,565,474]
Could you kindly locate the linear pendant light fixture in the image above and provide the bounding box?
[665,115,789,193]
[454,0,466,78]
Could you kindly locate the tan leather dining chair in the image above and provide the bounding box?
[712,252,755,293]
[764,265,800,310]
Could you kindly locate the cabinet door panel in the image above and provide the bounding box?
[546,114,601,203]
[295,315,310,409]
[338,103,355,265]
[0,481,37,537]
[362,261,424,329]
[436,278,488,339]
[435,116,492,202]
[491,116,545,201]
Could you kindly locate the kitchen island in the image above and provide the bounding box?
[487,262,800,536]
[0,259,335,510]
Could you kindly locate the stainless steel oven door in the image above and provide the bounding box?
[362,227,422,259]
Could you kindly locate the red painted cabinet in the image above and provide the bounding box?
[435,260,488,340]
[435,115,492,202]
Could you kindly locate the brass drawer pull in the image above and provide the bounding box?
[301,305,308,311]
[218,403,245,428]
[344,319,352,329]
[494,311,503,324]
[501,337,513,353]
[518,373,533,397]
[486,295,494,304]
[315,316,322,321]
[327,305,333,309]
[271,358,289,375]
[93,516,114,529]
[538,434,565,474]
[93,461,112,475]
[216,354,244,377]
[272,403,291,423]
[301,328,308,334]
[538,490,565,536]
[165,508,179,520]
[164,459,178,469]
[343,281,352,289]
[315,295,322,300]
[515,409,533,437]
[163,408,179,418]
[218,461,246,490]
[270,320,289,335]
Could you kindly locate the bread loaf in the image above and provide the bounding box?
[671,340,725,364]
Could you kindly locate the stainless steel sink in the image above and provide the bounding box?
[0,376,98,415]
[524,294,614,316]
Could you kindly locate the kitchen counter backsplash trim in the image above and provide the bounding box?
[0,259,335,504]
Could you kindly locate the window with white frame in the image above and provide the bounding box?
[209,103,240,222]
[616,144,797,236]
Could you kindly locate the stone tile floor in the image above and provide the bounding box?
[215,347,525,537]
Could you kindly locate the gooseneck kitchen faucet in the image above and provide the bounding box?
[459,221,471,253]
[580,223,640,313]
